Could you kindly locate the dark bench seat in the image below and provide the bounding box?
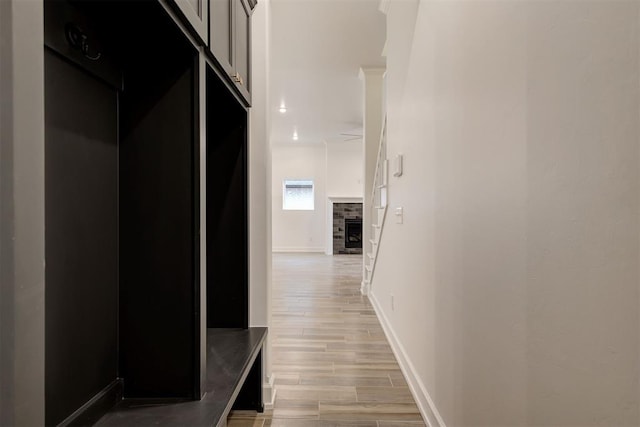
[95,328,267,427]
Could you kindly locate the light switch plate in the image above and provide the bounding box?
[393,154,403,177]
[395,207,403,224]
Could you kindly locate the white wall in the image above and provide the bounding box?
[272,144,327,252]
[272,141,364,253]
[325,140,363,198]
[372,1,640,426]
[249,0,270,329]
[250,0,274,405]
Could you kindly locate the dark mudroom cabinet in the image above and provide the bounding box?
[44,39,120,427]
[206,67,249,330]
[43,1,264,426]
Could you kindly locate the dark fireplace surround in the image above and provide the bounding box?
[345,219,362,248]
[333,203,363,255]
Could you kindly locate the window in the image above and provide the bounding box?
[283,179,314,210]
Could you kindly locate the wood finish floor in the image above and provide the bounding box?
[227,253,425,427]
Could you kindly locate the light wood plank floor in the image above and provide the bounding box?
[227,253,426,427]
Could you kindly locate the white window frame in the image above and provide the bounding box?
[282,179,315,211]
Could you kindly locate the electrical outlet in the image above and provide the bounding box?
[391,294,395,311]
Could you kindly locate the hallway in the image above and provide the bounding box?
[228,254,425,427]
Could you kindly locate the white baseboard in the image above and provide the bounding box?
[263,374,276,410]
[360,280,370,296]
[272,247,325,253]
[369,291,446,427]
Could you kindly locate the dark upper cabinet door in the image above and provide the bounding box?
[173,0,208,43]
[233,0,250,97]
[209,0,254,104]
[210,0,233,75]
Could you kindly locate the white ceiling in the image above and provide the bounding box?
[269,0,386,145]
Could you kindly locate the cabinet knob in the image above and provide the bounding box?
[233,72,244,86]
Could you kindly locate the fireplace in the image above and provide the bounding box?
[344,219,362,249]
[331,202,363,255]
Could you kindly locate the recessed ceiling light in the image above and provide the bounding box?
[293,131,299,141]
[279,102,287,113]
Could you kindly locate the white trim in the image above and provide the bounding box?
[358,67,386,81]
[378,0,391,15]
[360,280,370,296]
[328,196,364,202]
[263,374,276,410]
[368,291,446,427]
[272,247,325,253]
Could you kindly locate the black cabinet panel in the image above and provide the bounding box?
[108,0,201,400]
[119,61,197,398]
[44,50,118,426]
[206,69,248,328]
